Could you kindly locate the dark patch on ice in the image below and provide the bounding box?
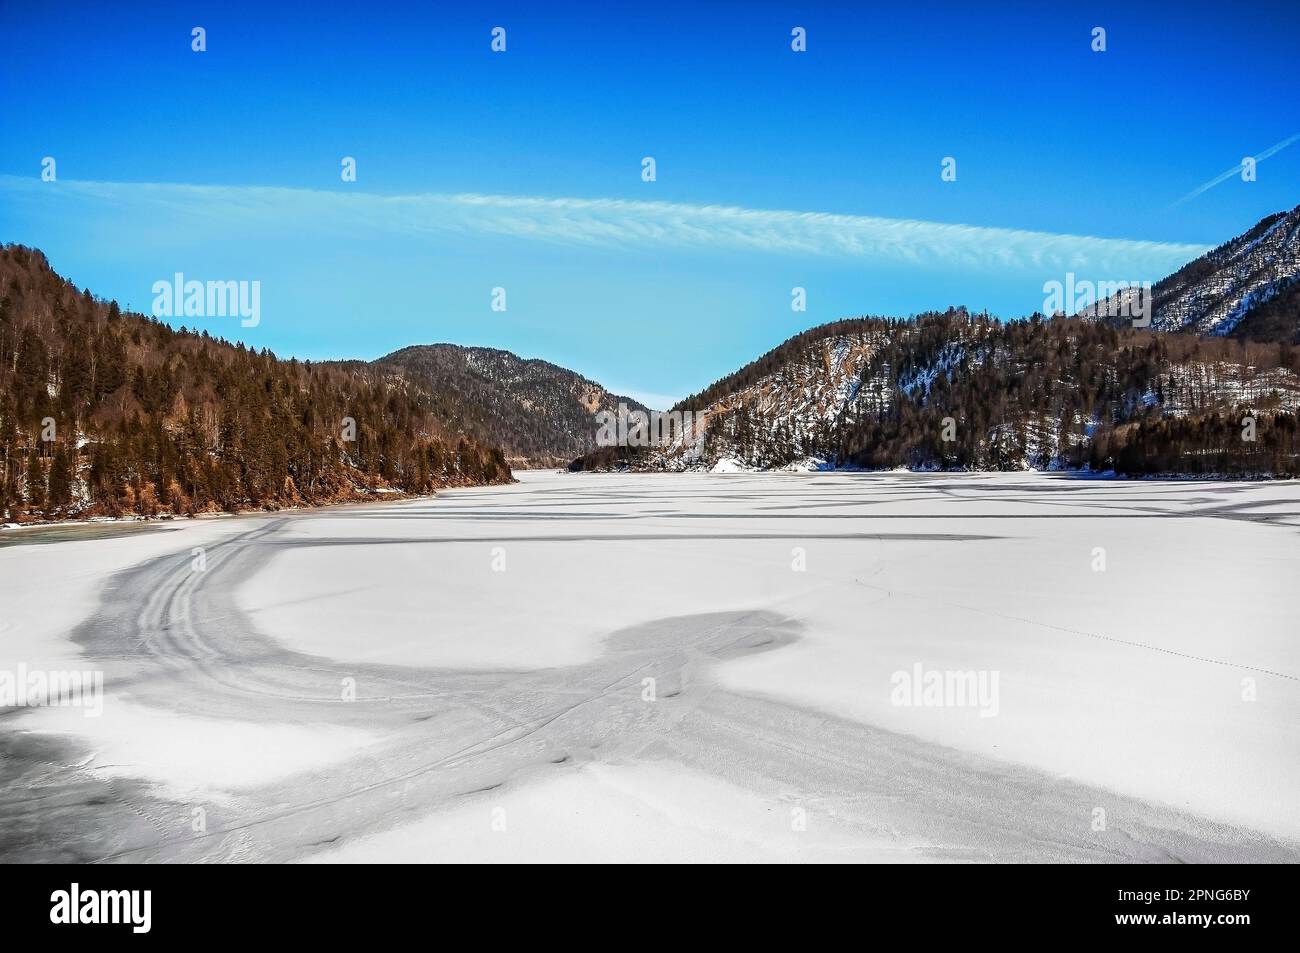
[0,521,178,548]
[603,609,802,661]
[458,782,503,797]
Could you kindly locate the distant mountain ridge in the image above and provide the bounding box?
[1083,204,1300,342]
[574,309,1300,476]
[8,200,1300,520]
[568,203,1300,477]
[370,344,650,468]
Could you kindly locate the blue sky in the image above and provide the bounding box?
[1,0,1297,407]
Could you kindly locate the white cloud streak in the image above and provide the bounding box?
[1,176,1208,275]
[1167,133,1300,209]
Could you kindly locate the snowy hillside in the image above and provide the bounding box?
[1082,204,1300,340]
[587,310,1300,475]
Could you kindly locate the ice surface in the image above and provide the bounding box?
[13,700,375,802]
[302,761,921,864]
[3,471,1297,861]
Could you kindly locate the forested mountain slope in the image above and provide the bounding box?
[0,246,510,524]
[573,205,1300,477]
[574,309,1299,477]
[1083,204,1300,342]
[371,344,650,467]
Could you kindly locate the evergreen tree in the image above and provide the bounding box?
[24,446,44,510]
[46,442,72,511]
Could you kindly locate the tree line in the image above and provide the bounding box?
[0,245,511,523]
[637,308,1300,476]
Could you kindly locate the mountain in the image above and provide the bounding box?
[573,308,1300,477]
[0,246,511,524]
[1083,204,1300,342]
[10,200,1300,518]
[370,344,650,467]
[570,205,1300,477]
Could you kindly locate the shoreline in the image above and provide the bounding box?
[0,477,518,540]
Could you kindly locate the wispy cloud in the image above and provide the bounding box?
[1167,133,1300,209]
[1,175,1208,275]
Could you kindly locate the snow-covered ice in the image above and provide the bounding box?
[2,471,1297,862]
[302,761,922,864]
[12,701,375,803]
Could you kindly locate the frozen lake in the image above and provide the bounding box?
[2,470,1298,862]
